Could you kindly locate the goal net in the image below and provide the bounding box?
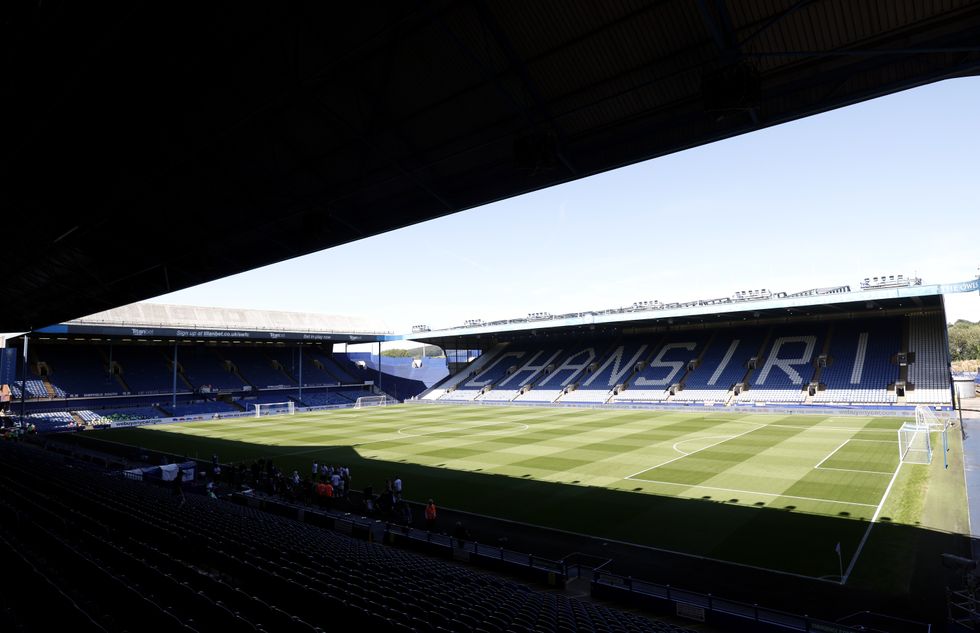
[914,405,951,430]
[254,401,295,417]
[898,421,932,464]
[354,395,389,408]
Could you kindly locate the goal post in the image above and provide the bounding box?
[354,395,389,408]
[898,421,932,464]
[915,405,952,430]
[254,401,295,417]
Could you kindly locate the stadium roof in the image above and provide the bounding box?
[32,303,394,344]
[408,277,980,345]
[4,2,980,332]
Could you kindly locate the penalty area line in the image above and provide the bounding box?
[622,477,878,508]
[814,439,850,470]
[841,461,903,585]
[812,438,894,475]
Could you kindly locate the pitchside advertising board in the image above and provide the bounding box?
[0,348,16,387]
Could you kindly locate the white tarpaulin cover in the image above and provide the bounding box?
[158,463,195,481]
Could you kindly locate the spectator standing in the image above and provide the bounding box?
[424,499,437,532]
[172,469,185,507]
[453,521,469,548]
[397,500,413,528]
[393,475,403,499]
[341,466,350,492]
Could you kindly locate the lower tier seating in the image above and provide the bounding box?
[0,442,692,633]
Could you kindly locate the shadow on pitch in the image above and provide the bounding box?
[66,429,969,626]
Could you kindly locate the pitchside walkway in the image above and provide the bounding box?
[959,397,980,550]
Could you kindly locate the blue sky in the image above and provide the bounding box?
[152,78,980,336]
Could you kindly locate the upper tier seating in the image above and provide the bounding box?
[178,348,247,391]
[328,352,362,384]
[263,348,353,388]
[290,349,342,386]
[219,348,295,389]
[33,345,118,397]
[113,346,183,394]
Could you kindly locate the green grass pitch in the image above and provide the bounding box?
[90,404,968,588]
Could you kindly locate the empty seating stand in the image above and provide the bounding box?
[906,313,953,405]
[614,335,706,403]
[734,326,823,405]
[432,313,947,410]
[812,323,899,405]
[0,442,692,633]
[561,342,649,405]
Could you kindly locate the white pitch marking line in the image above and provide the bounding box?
[813,439,896,474]
[622,478,878,508]
[841,461,903,584]
[814,439,851,470]
[671,435,738,456]
[623,423,766,480]
[720,418,902,434]
[816,467,894,475]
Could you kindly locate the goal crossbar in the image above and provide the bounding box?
[254,401,295,417]
[354,395,389,408]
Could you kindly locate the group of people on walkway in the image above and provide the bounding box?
[203,455,456,538]
[311,460,352,501]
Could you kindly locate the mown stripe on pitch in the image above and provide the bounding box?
[635,424,812,486]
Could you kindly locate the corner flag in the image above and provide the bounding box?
[835,542,841,555]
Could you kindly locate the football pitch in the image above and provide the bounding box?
[91,404,968,587]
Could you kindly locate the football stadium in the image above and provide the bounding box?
[4,4,980,633]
